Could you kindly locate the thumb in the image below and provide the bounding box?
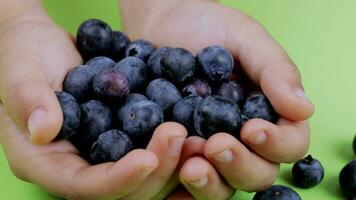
[0,53,63,144]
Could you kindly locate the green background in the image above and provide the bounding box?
[1,0,356,199]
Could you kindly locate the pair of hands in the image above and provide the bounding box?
[0,0,314,199]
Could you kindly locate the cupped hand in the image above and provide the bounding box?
[122,0,314,198]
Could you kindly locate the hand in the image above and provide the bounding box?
[121,0,314,198]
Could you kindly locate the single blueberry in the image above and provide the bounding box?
[147,47,172,78]
[292,155,324,188]
[243,92,278,123]
[182,79,211,98]
[125,39,155,61]
[63,65,97,103]
[161,48,196,83]
[114,57,148,91]
[117,93,148,124]
[194,96,241,138]
[215,80,245,106]
[253,185,302,200]
[111,31,130,61]
[196,45,234,82]
[90,130,133,164]
[339,160,356,199]
[55,91,81,139]
[85,56,115,74]
[172,95,203,135]
[76,19,113,60]
[93,68,130,102]
[146,78,182,114]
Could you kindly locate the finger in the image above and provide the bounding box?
[204,133,279,192]
[0,51,62,144]
[180,157,235,200]
[240,118,310,163]
[123,122,188,200]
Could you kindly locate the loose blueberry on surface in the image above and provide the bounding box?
[196,45,234,82]
[146,78,182,114]
[93,68,130,102]
[117,93,148,124]
[253,185,302,200]
[216,80,245,106]
[114,57,148,91]
[292,155,324,188]
[90,130,133,164]
[161,48,196,83]
[194,96,241,138]
[182,79,211,98]
[172,95,203,134]
[243,92,278,123]
[55,91,81,139]
[125,39,155,61]
[85,56,115,74]
[63,65,97,103]
[76,19,113,60]
[147,47,172,78]
[339,160,356,199]
[111,31,130,61]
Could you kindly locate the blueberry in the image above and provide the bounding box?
[241,114,249,126]
[339,160,356,199]
[125,39,155,61]
[182,79,211,98]
[253,185,302,200]
[55,91,81,139]
[123,100,163,140]
[76,19,113,60]
[172,95,203,134]
[243,92,278,123]
[196,45,234,82]
[111,31,130,61]
[117,93,148,124]
[292,155,324,188]
[194,96,241,138]
[63,65,97,103]
[161,48,196,83]
[146,78,182,114]
[79,100,112,142]
[85,56,115,74]
[114,57,148,91]
[147,47,172,78]
[90,130,133,164]
[93,68,130,102]
[216,81,245,106]
[353,135,356,155]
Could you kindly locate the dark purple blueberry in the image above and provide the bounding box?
[182,79,211,98]
[90,130,133,164]
[55,91,81,139]
[114,57,148,91]
[292,155,324,188]
[111,31,130,61]
[241,114,249,126]
[93,69,130,102]
[125,39,155,61]
[146,78,182,114]
[339,160,356,199]
[243,92,278,123]
[85,56,115,74]
[172,96,203,134]
[117,93,148,124]
[253,185,302,200]
[161,48,196,83]
[147,47,172,78]
[63,65,96,103]
[76,19,113,60]
[216,81,245,106]
[196,45,234,82]
[194,96,241,138]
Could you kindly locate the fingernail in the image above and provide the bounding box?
[295,88,311,101]
[212,148,234,164]
[28,108,47,136]
[168,137,185,156]
[187,176,208,188]
[248,131,266,145]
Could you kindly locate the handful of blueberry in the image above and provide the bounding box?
[56,19,278,164]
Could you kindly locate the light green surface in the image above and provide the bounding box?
[1,0,356,199]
